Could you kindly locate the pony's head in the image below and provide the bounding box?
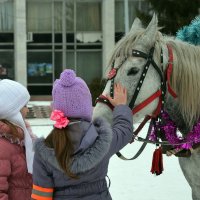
[93,14,200,128]
[93,15,166,123]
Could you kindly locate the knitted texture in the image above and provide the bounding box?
[52,69,93,122]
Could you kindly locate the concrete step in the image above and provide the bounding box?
[30,95,52,101]
[27,105,51,119]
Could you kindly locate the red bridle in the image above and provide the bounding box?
[132,44,177,116]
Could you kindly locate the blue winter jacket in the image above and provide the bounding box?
[31,105,133,200]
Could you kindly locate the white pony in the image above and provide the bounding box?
[93,15,200,200]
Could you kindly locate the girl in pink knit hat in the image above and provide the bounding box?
[32,69,133,200]
[0,79,35,200]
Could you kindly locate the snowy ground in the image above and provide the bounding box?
[28,101,192,200]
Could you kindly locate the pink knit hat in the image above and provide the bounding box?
[52,69,93,122]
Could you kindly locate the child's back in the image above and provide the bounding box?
[32,70,133,200]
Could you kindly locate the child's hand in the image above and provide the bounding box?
[106,83,127,106]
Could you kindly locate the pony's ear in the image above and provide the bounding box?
[146,13,158,31]
[138,13,158,48]
[130,17,143,33]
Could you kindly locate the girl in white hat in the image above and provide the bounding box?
[0,79,35,200]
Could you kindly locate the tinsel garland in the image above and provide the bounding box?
[149,111,200,149]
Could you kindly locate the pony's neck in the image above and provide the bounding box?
[165,95,190,135]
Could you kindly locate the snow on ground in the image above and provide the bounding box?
[28,101,192,200]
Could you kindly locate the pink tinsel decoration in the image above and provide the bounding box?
[149,111,200,149]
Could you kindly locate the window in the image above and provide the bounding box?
[77,51,102,84]
[115,0,150,40]
[0,0,13,32]
[76,2,101,31]
[54,51,75,79]
[27,0,52,32]
[27,51,53,84]
[0,51,14,79]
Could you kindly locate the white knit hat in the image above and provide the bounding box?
[0,79,34,173]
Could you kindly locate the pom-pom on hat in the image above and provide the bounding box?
[52,69,93,122]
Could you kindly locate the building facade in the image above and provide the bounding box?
[0,0,148,95]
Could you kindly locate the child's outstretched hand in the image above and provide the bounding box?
[106,83,127,106]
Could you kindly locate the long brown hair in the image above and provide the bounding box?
[45,128,78,179]
[1,119,24,140]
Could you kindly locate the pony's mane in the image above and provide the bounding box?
[107,26,200,127]
[165,39,200,126]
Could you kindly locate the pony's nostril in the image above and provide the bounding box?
[127,67,139,76]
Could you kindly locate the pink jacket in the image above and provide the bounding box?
[0,121,32,200]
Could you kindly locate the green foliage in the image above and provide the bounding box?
[88,78,106,106]
[137,0,200,35]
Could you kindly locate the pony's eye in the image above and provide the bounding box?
[127,67,139,76]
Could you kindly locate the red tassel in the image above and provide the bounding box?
[150,147,163,175]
